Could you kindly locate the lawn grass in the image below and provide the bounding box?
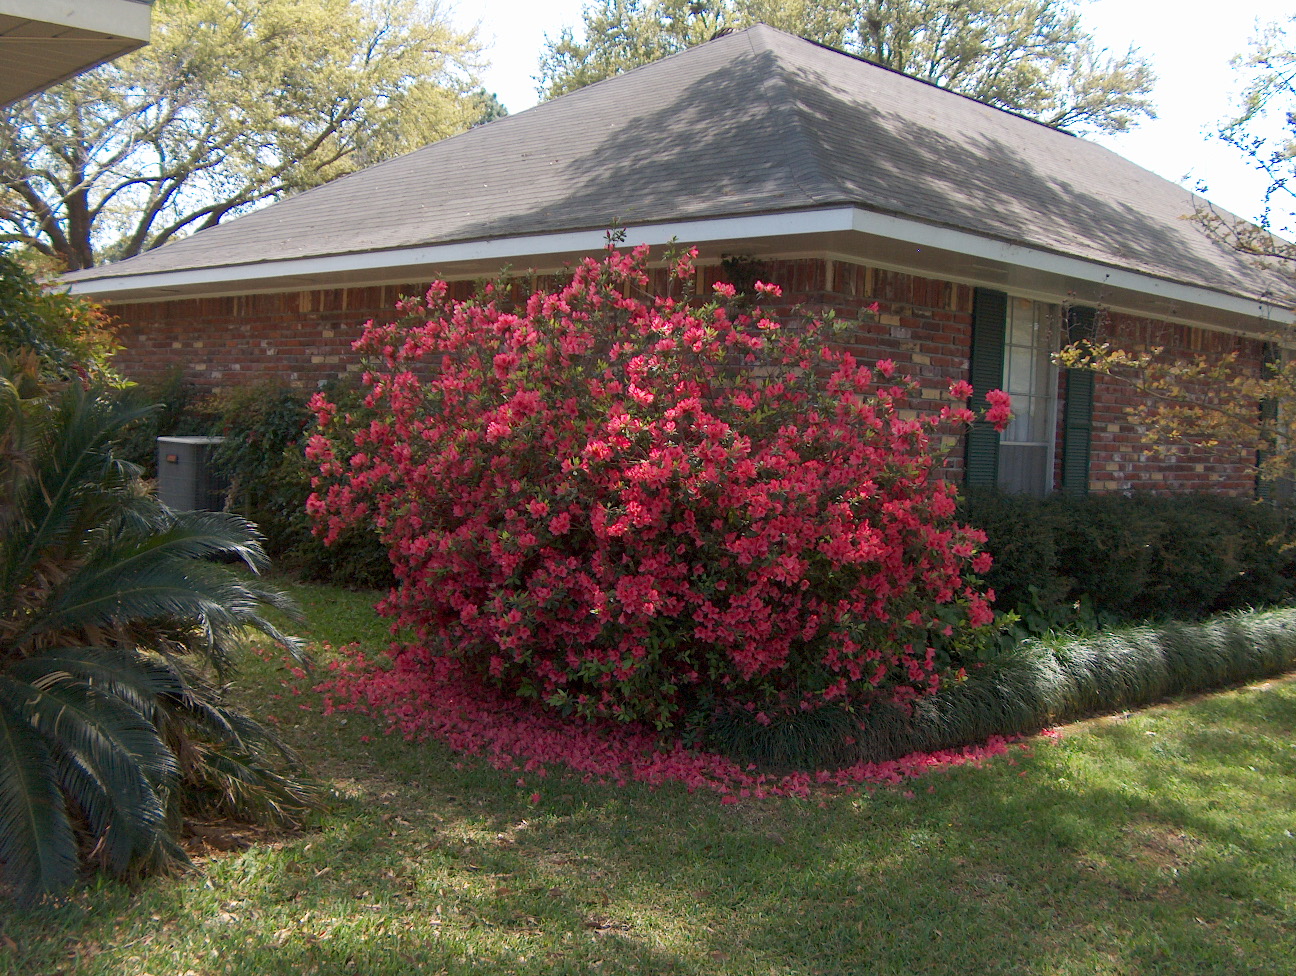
[2,581,1295,975]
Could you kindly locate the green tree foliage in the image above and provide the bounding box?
[471,89,511,127]
[0,255,118,383]
[0,0,482,270]
[538,0,1155,134]
[1199,15,1296,282]
[0,353,318,904]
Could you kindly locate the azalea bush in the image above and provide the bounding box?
[309,246,1009,735]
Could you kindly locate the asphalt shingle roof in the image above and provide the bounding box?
[63,24,1285,306]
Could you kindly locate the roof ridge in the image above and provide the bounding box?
[529,21,761,107]
[744,28,838,208]
[738,23,1079,139]
[341,27,785,189]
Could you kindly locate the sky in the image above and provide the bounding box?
[450,0,1292,226]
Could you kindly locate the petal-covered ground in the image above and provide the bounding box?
[316,650,1023,799]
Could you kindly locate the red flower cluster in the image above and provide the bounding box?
[308,246,1008,732]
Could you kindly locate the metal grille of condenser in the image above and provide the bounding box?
[156,436,228,511]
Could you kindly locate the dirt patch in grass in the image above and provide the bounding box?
[181,819,308,861]
[1123,822,1203,872]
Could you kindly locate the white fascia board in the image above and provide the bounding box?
[3,0,153,40]
[65,212,856,298]
[847,209,1292,325]
[66,205,1291,325]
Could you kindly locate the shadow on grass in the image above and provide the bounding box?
[5,677,1294,976]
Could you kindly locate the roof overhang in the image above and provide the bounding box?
[1,0,153,106]
[65,206,1294,337]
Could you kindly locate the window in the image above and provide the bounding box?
[966,289,1076,496]
[997,298,1059,495]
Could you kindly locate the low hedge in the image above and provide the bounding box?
[959,490,1296,624]
[711,607,1296,768]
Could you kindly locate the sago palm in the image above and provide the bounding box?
[0,355,318,904]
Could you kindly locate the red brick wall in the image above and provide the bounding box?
[1087,311,1261,496]
[111,285,416,389]
[110,275,576,390]
[104,258,1259,495]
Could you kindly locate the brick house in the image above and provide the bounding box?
[62,25,1292,497]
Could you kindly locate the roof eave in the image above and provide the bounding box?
[0,0,154,106]
[64,207,1294,336]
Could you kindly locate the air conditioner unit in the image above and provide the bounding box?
[156,436,228,511]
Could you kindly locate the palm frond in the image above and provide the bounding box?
[21,670,178,789]
[0,684,78,904]
[176,744,323,827]
[96,509,273,573]
[52,749,170,878]
[159,657,300,761]
[4,663,175,872]
[7,646,187,719]
[0,380,314,901]
[153,657,321,826]
[0,387,153,611]
[15,511,302,666]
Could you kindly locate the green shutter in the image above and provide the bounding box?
[1060,307,1096,497]
[965,288,1007,488]
[1258,342,1280,501]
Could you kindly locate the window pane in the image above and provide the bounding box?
[1006,355,1032,395]
[1008,299,1034,345]
[1000,444,1050,495]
